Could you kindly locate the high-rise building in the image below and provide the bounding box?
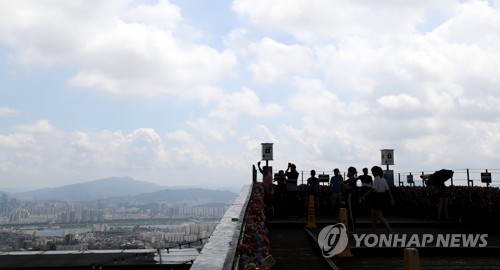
[61,212,69,223]
[89,210,96,222]
[69,211,76,223]
[81,209,89,222]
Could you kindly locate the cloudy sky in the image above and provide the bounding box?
[1,0,500,192]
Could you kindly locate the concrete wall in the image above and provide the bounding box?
[191,184,252,270]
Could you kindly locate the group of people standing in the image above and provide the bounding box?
[257,162,395,233]
[257,161,302,217]
[327,166,395,233]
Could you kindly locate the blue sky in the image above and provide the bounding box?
[1,0,500,192]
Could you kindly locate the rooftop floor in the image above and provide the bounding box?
[267,214,500,270]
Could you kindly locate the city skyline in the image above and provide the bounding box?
[1,1,500,191]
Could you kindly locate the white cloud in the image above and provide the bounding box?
[0,0,237,97]
[187,87,282,141]
[0,1,125,66]
[123,0,182,31]
[0,133,35,148]
[14,119,54,133]
[0,107,17,116]
[68,21,237,96]
[232,0,454,42]
[248,37,314,83]
[0,120,252,189]
[377,94,422,109]
[433,1,500,48]
[288,78,344,114]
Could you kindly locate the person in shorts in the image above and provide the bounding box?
[359,166,395,233]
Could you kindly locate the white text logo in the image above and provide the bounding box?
[317,223,349,258]
[352,234,488,248]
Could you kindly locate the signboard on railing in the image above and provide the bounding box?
[407,175,414,184]
[261,143,273,160]
[481,172,492,183]
[381,149,394,165]
[318,174,330,183]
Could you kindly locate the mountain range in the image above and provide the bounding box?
[6,177,237,203]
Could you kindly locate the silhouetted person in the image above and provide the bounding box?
[330,168,343,217]
[358,167,373,194]
[436,182,449,220]
[275,170,287,216]
[358,167,373,213]
[422,170,451,220]
[257,161,273,217]
[360,166,395,233]
[343,166,359,232]
[307,170,320,215]
[285,163,299,216]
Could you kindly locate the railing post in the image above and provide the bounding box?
[398,173,403,186]
[421,172,425,187]
[252,165,257,183]
[467,169,473,186]
[467,169,469,186]
[486,169,490,187]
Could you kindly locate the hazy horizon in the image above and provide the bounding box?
[0,176,243,194]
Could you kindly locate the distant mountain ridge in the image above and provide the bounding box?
[12,177,237,203]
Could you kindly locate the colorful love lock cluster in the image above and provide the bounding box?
[237,183,271,270]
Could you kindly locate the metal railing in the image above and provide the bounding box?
[256,168,500,188]
[394,169,500,187]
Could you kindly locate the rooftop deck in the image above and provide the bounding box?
[267,214,500,270]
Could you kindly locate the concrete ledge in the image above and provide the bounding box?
[191,184,252,270]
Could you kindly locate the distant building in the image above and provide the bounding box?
[81,209,88,222]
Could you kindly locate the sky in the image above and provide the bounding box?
[1,0,500,192]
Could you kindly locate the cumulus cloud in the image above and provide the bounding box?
[377,94,422,109]
[248,37,314,83]
[232,0,454,42]
[0,107,17,117]
[14,120,55,133]
[0,0,237,97]
[187,87,282,141]
[123,0,182,30]
[0,133,35,149]
[0,119,252,189]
